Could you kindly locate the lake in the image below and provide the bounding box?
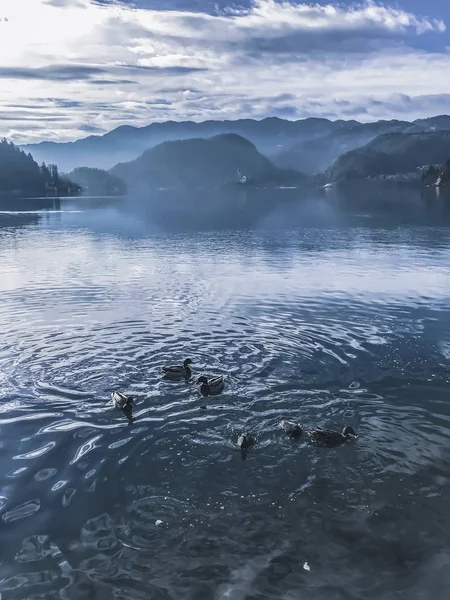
[1,189,450,599]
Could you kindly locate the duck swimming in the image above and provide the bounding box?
[281,420,303,439]
[196,375,224,396]
[307,426,357,447]
[237,433,255,450]
[111,391,134,410]
[162,358,192,379]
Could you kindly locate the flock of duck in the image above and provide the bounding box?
[111,358,358,453]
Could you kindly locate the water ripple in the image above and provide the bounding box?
[14,442,56,460]
[1,220,450,598]
[70,435,103,465]
[2,499,41,524]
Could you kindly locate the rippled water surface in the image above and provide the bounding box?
[1,193,450,599]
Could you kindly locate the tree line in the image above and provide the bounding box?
[0,139,80,196]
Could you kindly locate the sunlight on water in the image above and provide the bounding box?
[1,194,450,599]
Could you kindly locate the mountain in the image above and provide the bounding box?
[19,113,450,177]
[67,167,127,196]
[22,117,351,173]
[413,115,450,130]
[272,119,426,174]
[323,131,450,184]
[0,139,80,198]
[110,133,304,191]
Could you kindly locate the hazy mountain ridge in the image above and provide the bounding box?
[22,117,343,173]
[110,133,305,191]
[324,130,450,183]
[21,114,450,176]
[271,119,430,174]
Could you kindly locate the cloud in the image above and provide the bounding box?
[78,124,107,133]
[123,65,207,74]
[0,64,204,83]
[262,93,450,123]
[44,0,86,6]
[0,0,449,143]
[44,0,118,5]
[44,99,85,108]
[225,0,445,35]
[90,79,136,85]
[0,115,72,122]
[125,0,445,59]
[0,64,106,81]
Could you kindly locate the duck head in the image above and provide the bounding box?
[282,421,303,438]
[196,376,208,385]
[184,359,193,368]
[290,424,302,438]
[343,426,357,439]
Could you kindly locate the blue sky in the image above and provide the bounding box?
[0,0,449,143]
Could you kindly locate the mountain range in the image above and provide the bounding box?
[22,115,450,176]
[10,114,450,193]
[22,117,336,173]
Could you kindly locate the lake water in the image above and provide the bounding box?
[1,189,450,599]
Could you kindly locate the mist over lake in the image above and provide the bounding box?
[1,188,450,599]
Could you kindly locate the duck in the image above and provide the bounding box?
[196,375,224,396]
[162,358,192,379]
[307,426,357,447]
[237,433,255,450]
[112,391,134,410]
[281,420,303,439]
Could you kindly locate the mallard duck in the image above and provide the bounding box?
[237,433,254,450]
[307,426,357,447]
[196,375,224,396]
[281,420,303,439]
[112,391,134,410]
[162,358,192,379]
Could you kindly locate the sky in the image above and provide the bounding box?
[0,0,449,144]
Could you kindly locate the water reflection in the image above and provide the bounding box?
[1,184,450,233]
[58,185,450,232]
[0,190,450,598]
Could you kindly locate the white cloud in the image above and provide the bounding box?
[0,0,448,143]
[225,0,445,36]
